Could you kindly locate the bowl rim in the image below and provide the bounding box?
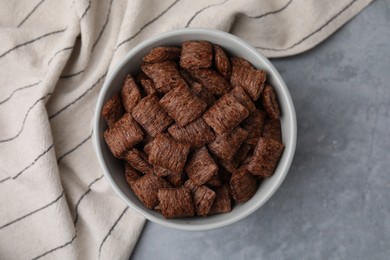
[93,28,297,231]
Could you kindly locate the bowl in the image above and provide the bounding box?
[93,28,297,231]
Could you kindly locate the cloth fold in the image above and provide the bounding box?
[0,0,372,259]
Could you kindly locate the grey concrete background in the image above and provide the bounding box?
[131,0,390,259]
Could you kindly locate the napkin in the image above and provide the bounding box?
[0,0,372,259]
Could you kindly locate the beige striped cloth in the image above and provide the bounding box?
[0,0,372,259]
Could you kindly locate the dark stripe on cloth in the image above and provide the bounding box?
[13,144,54,179]
[49,72,106,120]
[98,207,129,258]
[246,0,292,19]
[80,0,92,20]
[17,0,46,27]
[91,0,114,52]
[115,0,180,50]
[0,177,11,184]
[0,191,64,230]
[73,175,104,225]
[47,46,73,66]
[0,28,67,59]
[60,69,85,79]
[57,134,92,163]
[256,0,359,51]
[0,81,41,106]
[0,93,52,143]
[31,233,77,260]
[185,0,230,28]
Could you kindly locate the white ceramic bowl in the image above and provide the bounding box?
[93,28,297,231]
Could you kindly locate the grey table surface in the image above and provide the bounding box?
[131,1,390,259]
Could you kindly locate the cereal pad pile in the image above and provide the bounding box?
[102,41,284,219]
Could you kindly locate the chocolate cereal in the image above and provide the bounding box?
[262,117,282,143]
[184,180,216,217]
[168,118,215,149]
[132,173,170,209]
[230,166,257,203]
[247,137,285,178]
[180,41,213,69]
[230,62,266,101]
[203,93,249,135]
[143,46,181,63]
[159,84,207,127]
[124,163,142,186]
[188,69,231,95]
[102,41,286,219]
[210,185,232,214]
[123,148,153,175]
[214,44,231,80]
[140,78,156,96]
[185,147,218,186]
[241,109,266,146]
[206,173,223,187]
[149,134,190,174]
[261,85,281,119]
[165,171,186,187]
[191,82,216,107]
[157,188,195,218]
[208,127,248,161]
[132,95,173,137]
[121,74,141,112]
[230,86,256,113]
[102,93,124,126]
[153,165,173,177]
[230,56,253,69]
[103,113,144,158]
[141,61,187,93]
[218,143,252,174]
